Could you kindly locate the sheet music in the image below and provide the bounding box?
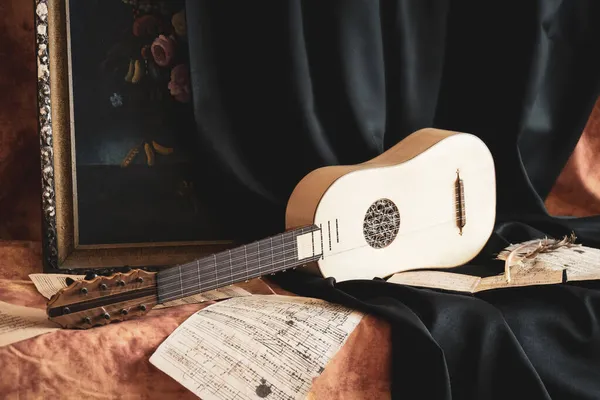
[526,244,600,282]
[155,286,252,309]
[387,270,482,293]
[475,263,564,292]
[388,237,600,293]
[496,238,600,282]
[28,273,85,299]
[0,301,59,347]
[150,295,364,400]
[388,266,565,293]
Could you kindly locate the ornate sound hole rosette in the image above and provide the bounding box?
[363,199,400,249]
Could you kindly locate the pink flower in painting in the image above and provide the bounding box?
[133,15,161,37]
[151,35,176,67]
[168,64,191,103]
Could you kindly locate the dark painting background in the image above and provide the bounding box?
[67,0,233,245]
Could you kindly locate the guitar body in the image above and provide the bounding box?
[285,128,496,282]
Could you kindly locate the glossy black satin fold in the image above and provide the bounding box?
[185,1,600,399]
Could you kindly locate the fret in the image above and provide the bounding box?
[279,233,288,272]
[245,242,259,277]
[244,246,248,282]
[282,232,287,272]
[196,259,202,292]
[156,225,321,303]
[178,265,184,298]
[213,254,218,287]
[293,230,299,261]
[279,233,287,274]
[270,237,274,273]
[228,250,233,284]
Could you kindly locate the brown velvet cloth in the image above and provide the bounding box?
[0,243,391,400]
[0,0,599,398]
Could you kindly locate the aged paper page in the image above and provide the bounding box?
[495,237,600,282]
[388,235,599,293]
[155,286,252,309]
[560,245,600,281]
[28,273,84,299]
[150,295,364,400]
[387,270,482,293]
[387,267,565,293]
[522,244,600,282]
[0,301,59,347]
[474,265,564,292]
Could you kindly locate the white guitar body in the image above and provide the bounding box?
[285,128,497,282]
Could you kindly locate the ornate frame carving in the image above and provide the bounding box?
[35,0,232,274]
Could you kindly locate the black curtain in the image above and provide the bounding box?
[185,1,600,399]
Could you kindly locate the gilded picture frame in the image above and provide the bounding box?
[35,0,235,273]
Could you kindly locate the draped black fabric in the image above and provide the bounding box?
[184,1,600,399]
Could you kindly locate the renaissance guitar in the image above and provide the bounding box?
[47,128,497,329]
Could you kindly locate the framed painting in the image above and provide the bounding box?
[35,0,235,273]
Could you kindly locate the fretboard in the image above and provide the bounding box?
[156,225,322,303]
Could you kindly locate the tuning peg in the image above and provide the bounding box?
[84,272,97,281]
[65,277,76,286]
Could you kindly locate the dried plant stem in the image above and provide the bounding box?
[502,233,578,283]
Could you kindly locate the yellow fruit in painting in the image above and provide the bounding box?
[152,140,173,155]
[172,10,186,37]
[131,60,145,84]
[120,145,139,168]
[124,59,135,82]
[144,143,155,166]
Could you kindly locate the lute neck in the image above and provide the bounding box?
[156,225,322,304]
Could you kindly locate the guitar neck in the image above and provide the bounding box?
[155,225,322,304]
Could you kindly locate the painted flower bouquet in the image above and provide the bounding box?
[122,0,190,104]
[99,0,193,168]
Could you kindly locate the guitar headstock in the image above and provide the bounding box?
[47,269,158,329]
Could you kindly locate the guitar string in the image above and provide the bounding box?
[150,213,465,300]
[157,194,468,287]
[62,238,300,298]
[157,193,468,284]
[157,219,403,288]
[157,214,434,288]
[68,224,587,314]
[54,183,475,317]
[61,199,473,303]
[65,211,468,303]
[157,217,468,302]
[60,242,597,322]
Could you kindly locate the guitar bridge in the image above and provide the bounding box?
[455,169,466,235]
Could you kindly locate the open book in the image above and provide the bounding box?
[387,234,600,293]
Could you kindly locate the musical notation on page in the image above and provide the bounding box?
[149,295,364,400]
[389,236,600,293]
[29,274,85,299]
[0,301,59,347]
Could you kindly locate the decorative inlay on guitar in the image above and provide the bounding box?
[46,128,497,329]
